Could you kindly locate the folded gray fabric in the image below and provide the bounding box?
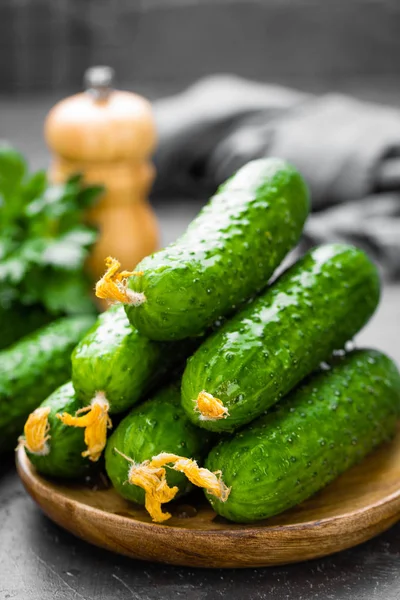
[153,75,400,279]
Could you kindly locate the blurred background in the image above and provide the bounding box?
[2,0,400,167]
[1,0,400,95]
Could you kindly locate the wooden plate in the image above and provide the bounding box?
[16,430,400,569]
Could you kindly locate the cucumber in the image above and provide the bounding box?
[0,302,52,350]
[72,305,195,413]
[205,349,400,523]
[117,158,309,340]
[0,315,95,453]
[22,382,93,478]
[105,383,213,522]
[62,305,198,463]
[181,244,380,432]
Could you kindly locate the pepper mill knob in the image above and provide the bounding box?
[84,66,115,101]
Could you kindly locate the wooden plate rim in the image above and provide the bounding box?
[16,445,400,537]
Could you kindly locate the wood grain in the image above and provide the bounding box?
[16,429,400,568]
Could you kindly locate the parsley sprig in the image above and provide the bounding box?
[0,144,103,315]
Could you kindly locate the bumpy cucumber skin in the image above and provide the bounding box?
[205,349,400,523]
[72,305,197,413]
[181,244,381,433]
[26,382,92,478]
[126,158,310,340]
[105,384,213,505]
[0,315,95,453]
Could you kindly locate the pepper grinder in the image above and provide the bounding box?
[45,66,159,283]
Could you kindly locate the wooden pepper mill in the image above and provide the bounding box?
[45,66,159,284]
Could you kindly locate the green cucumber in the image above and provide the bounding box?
[124,158,309,340]
[67,305,199,463]
[72,305,197,414]
[105,383,213,520]
[23,382,93,478]
[205,349,400,523]
[0,302,52,350]
[181,244,380,432]
[0,315,95,453]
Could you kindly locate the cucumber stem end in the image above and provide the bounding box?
[115,449,230,523]
[19,406,52,456]
[114,448,178,523]
[95,256,145,306]
[57,392,112,462]
[195,391,230,421]
[152,453,231,502]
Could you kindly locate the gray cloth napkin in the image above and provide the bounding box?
[153,75,400,279]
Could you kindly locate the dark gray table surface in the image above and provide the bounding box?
[1,92,400,600]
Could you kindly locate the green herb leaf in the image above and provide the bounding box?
[0,144,26,202]
[0,145,103,323]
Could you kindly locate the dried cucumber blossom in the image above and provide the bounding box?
[116,450,230,523]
